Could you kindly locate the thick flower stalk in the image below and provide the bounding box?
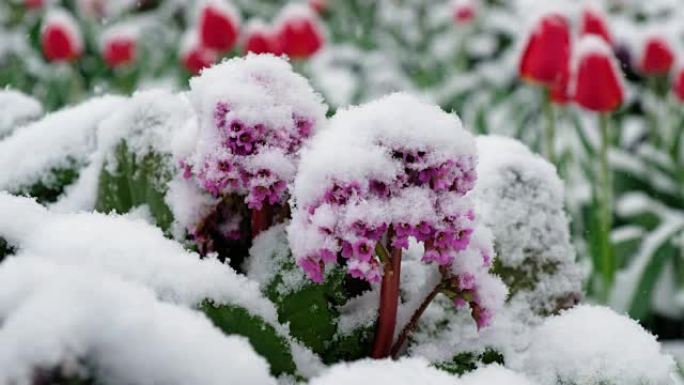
[288,93,504,358]
[183,54,327,246]
[571,35,625,301]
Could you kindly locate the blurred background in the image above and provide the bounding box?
[1,0,682,352]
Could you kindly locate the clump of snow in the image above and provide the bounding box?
[523,305,676,385]
[474,135,582,317]
[309,357,458,385]
[0,257,276,385]
[0,89,43,138]
[460,365,538,385]
[0,95,125,194]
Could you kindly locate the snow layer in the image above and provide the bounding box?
[523,305,676,385]
[0,95,125,193]
[309,358,458,385]
[0,257,276,385]
[460,365,538,385]
[0,89,42,138]
[474,135,582,316]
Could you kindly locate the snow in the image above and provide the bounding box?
[0,257,276,385]
[309,358,458,385]
[0,95,125,194]
[460,365,538,385]
[0,89,42,138]
[523,305,676,385]
[474,135,582,316]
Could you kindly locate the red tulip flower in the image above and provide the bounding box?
[519,14,571,89]
[572,36,624,112]
[181,33,217,75]
[198,0,240,52]
[580,6,612,45]
[276,4,325,59]
[639,37,674,75]
[102,29,137,68]
[243,21,282,55]
[309,0,327,14]
[24,0,44,10]
[673,68,684,102]
[452,0,477,24]
[41,10,83,62]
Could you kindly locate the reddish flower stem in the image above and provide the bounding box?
[251,203,272,238]
[370,238,402,358]
[390,282,442,358]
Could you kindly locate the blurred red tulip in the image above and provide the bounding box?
[24,0,43,10]
[103,35,136,68]
[309,0,327,14]
[243,22,282,55]
[673,68,684,102]
[181,33,217,74]
[276,5,324,59]
[41,10,82,62]
[519,14,571,90]
[199,0,240,52]
[580,6,612,45]
[572,36,624,112]
[452,0,477,24]
[639,37,674,75]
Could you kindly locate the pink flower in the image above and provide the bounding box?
[299,257,324,283]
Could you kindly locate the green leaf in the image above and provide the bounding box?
[201,302,298,377]
[435,349,504,375]
[95,141,174,232]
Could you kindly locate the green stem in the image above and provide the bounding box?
[542,90,557,165]
[598,113,614,302]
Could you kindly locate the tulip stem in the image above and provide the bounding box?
[371,231,402,359]
[597,113,614,302]
[542,90,557,165]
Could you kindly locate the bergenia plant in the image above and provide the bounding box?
[288,92,505,358]
[182,54,327,255]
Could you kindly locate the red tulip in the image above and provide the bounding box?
[452,0,477,24]
[181,33,217,74]
[519,14,571,90]
[24,0,43,9]
[243,21,282,55]
[639,37,674,75]
[198,0,240,52]
[309,0,327,14]
[580,6,612,45]
[41,10,82,62]
[673,68,684,102]
[276,5,324,59]
[102,30,137,68]
[572,36,624,112]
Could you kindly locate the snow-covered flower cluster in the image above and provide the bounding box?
[288,93,502,328]
[181,54,326,240]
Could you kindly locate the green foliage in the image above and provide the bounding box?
[201,301,298,377]
[435,349,504,375]
[95,141,174,232]
[16,161,80,204]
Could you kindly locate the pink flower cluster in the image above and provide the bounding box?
[185,101,315,211]
[293,146,478,284]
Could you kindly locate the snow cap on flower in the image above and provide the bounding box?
[288,93,479,285]
[185,54,327,210]
[180,31,217,75]
[580,4,612,45]
[243,20,282,55]
[197,0,241,52]
[518,13,571,89]
[275,3,325,59]
[101,24,138,68]
[639,35,675,75]
[571,35,624,112]
[41,8,83,62]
